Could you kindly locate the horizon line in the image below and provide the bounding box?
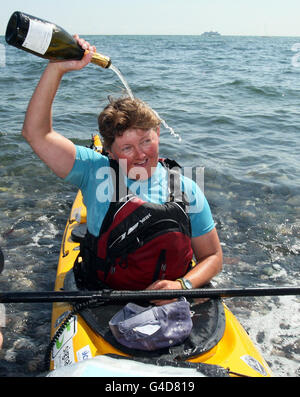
[1,33,300,38]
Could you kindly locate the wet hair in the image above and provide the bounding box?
[98,97,161,150]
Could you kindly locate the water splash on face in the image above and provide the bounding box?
[109,64,182,142]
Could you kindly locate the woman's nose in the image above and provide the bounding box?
[134,146,146,160]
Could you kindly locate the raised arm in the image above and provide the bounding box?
[22,36,95,178]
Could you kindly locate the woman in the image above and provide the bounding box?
[22,36,222,303]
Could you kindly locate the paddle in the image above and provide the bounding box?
[0,286,299,303]
[0,248,298,303]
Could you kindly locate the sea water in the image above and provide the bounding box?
[0,35,299,376]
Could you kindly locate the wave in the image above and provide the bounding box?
[217,78,283,97]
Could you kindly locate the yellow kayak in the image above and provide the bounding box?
[47,136,272,378]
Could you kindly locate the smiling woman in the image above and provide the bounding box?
[107,127,160,180]
[21,34,222,301]
[98,97,161,150]
[98,96,161,180]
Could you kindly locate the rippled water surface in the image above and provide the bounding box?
[0,35,299,377]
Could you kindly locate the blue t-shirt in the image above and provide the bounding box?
[64,145,215,238]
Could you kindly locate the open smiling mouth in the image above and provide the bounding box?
[133,159,148,167]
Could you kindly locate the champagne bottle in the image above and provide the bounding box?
[5,11,111,68]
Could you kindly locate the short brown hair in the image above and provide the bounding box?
[98,97,161,150]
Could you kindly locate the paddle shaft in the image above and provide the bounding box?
[0,286,299,303]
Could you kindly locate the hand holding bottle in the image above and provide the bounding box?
[47,34,96,75]
[21,35,97,180]
[6,11,111,68]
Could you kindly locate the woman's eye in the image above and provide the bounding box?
[122,146,132,152]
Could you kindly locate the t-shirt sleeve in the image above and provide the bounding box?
[63,145,111,237]
[182,176,215,237]
[64,145,107,190]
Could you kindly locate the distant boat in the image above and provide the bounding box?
[201,31,221,37]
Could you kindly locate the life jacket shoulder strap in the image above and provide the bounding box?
[159,157,181,170]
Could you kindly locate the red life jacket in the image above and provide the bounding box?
[75,158,193,291]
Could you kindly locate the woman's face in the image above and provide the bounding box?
[108,127,160,180]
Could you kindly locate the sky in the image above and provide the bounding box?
[1,0,300,36]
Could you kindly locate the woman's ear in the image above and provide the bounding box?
[107,149,116,160]
[156,125,160,137]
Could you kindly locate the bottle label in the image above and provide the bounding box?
[23,19,53,55]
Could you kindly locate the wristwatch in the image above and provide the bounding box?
[176,277,193,290]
